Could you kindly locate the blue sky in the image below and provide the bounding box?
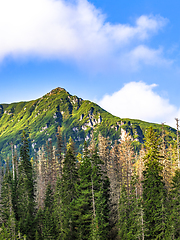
[0,0,180,127]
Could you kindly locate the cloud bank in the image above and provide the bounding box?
[98,82,180,128]
[0,0,170,69]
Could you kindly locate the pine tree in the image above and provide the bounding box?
[75,142,93,239]
[168,169,180,239]
[118,176,143,240]
[142,127,168,239]
[91,147,110,240]
[118,184,130,239]
[74,141,111,240]
[42,184,57,239]
[55,137,79,240]
[17,131,36,239]
[53,176,64,240]
[36,147,46,210]
[160,124,174,191]
[0,160,16,239]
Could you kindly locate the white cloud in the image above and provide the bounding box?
[105,15,167,45]
[125,45,173,70]
[0,0,169,69]
[98,81,180,128]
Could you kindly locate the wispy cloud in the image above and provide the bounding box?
[0,0,170,70]
[124,45,173,70]
[98,81,179,128]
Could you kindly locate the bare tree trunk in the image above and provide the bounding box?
[91,175,96,219]
[56,126,63,178]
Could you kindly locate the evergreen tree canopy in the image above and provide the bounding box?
[58,137,79,239]
[17,131,36,239]
[143,127,167,240]
[169,169,180,239]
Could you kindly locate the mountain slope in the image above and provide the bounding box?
[0,87,176,156]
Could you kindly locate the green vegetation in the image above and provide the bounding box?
[0,87,177,159]
[0,88,180,239]
[142,127,168,239]
[0,125,180,239]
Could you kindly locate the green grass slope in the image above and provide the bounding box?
[0,87,177,157]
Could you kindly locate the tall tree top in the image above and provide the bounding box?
[66,137,75,153]
[143,127,163,170]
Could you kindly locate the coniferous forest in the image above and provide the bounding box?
[0,125,180,240]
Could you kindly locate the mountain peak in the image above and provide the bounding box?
[48,87,69,96]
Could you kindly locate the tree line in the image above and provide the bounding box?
[0,126,180,239]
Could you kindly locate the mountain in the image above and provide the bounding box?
[0,87,176,157]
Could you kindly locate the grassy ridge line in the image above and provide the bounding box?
[0,87,177,158]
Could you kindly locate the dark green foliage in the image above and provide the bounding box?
[168,169,180,239]
[0,131,36,239]
[53,176,64,240]
[17,131,36,239]
[0,166,12,224]
[0,223,12,239]
[118,185,130,239]
[35,208,44,240]
[55,137,79,240]
[0,222,27,240]
[75,142,93,239]
[42,184,57,239]
[75,141,110,240]
[0,165,16,239]
[118,178,143,240]
[0,122,179,239]
[142,127,168,239]
[90,147,111,240]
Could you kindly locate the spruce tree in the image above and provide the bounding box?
[75,142,93,239]
[17,131,36,239]
[118,185,129,239]
[0,161,16,239]
[169,169,180,239]
[42,184,57,239]
[55,137,79,240]
[74,141,111,240]
[142,127,168,239]
[53,176,64,239]
[91,147,110,240]
[118,176,142,240]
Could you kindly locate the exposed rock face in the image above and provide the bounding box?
[80,114,84,121]
[98,115,102,123]
[81,115,102,130]
[82,125,88,131]
[121,128,127,141]
[134,125,144,143]
[73,127,79,132]
[40,125,48,132]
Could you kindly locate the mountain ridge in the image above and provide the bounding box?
[0,87,176,157]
